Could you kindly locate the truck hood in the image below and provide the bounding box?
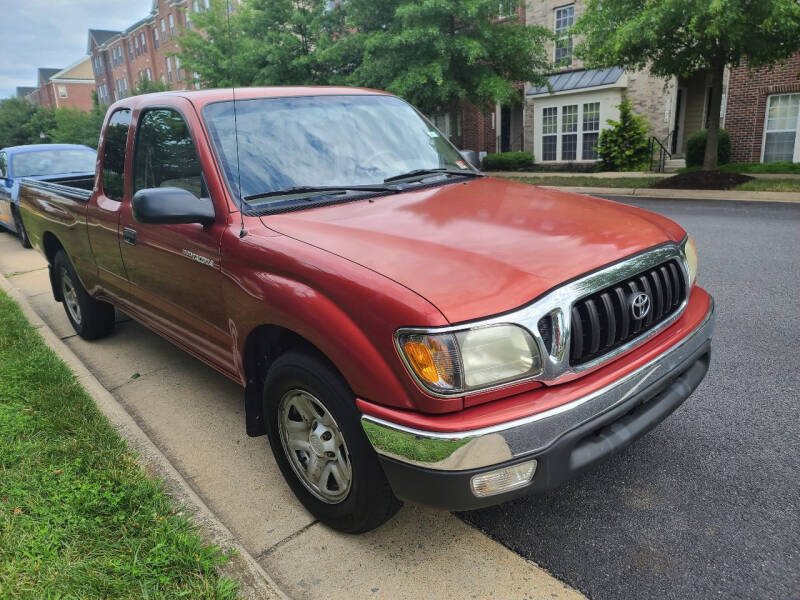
[261,178,684,323]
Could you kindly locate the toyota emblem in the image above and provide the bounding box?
[629,292,651,320]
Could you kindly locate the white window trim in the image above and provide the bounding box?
[553,4,575,65]
[540,102,602,163]
[760,92,800,163]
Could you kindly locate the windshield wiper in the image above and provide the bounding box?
[244,184,402,203]
[383,168,483,183]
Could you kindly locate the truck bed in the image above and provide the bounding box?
[20,176,94,202]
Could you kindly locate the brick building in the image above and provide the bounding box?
[511,0,725,166]
[724,55,800,163]
[89,0,208,106]
[24,61,96,111]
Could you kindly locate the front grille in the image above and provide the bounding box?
[569,259,686,365]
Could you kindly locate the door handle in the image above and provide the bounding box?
[123,227,137,246]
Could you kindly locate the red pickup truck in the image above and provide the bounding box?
[19,88,714,533]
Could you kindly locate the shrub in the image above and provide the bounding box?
[686,129,731,168]
[596,97,650,171]
[482,151,534,171]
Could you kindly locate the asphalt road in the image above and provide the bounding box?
[460,198,800,600]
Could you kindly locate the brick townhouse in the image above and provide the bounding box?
[508,0,732,166]
[724,55,800,163]
[89,0,211,106]
[23,60,96,112]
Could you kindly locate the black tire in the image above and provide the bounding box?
[53,250,115,340]
[264,350,401,533]
[12,206,31,248]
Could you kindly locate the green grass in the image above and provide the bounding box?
[680,161,800,174]
[0,290,239,599]
[734,178,800,192]
[501,175,663,188]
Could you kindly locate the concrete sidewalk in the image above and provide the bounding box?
[0,230,583,600]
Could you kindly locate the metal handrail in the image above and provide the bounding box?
[649,135,672,172]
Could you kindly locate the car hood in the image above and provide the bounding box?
[261,177,684,323]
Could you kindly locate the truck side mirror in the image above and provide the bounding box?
[132,187,215,226]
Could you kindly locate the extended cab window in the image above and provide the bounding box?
[102,109,132,200]
[134,109,206,198]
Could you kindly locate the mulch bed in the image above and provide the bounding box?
[650,171,754,190]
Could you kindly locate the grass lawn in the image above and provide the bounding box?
[500,175,800,192]
[0,290,238,599]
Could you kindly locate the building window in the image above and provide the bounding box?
[127,41,133,61]
[582,102,600,159]
[554,4,574,65]
[498,0,516,18]
[141,32,147,53]
[161,19,167,39]
[430,112,462,142]
[193,72,201,89]
[146,68,152,80]
[154,27,160,49]
[58,85,68,98]
[542,107,558,161]
[561,104,578,160]
[169,14,175,36]
[176,57,183,81]
[167,57,174,83]
[763,93,800,163]
[134,37,140,56]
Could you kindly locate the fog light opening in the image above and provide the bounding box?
[470,460,537,498]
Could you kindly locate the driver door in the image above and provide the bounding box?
[118,102,233,375]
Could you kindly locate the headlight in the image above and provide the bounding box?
[684,237,698,286]
[398,324,542,395]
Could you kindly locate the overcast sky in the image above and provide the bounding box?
[0,0,153,99]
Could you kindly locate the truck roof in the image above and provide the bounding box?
[110,86,391,111]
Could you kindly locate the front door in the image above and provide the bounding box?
[500,106,512,152]
[671,88,686,155]
[118,103,233,374]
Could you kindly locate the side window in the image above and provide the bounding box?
[102,109,132,200]
[0,152,7,178]
[134,109,206,198]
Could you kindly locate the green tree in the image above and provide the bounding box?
[333,0,549,116]
[596,97,650,171]
[131,78,172,96]
[0,98,41,147]
[177,0,340,88]
[49,107,104,148]
[575,0,800,171]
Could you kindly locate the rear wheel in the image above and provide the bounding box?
[54,250,115,340]
[264,350,401,533]
[12,206,31,248]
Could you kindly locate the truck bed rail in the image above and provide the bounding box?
[21,178,93,202]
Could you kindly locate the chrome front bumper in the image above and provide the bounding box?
[362,297,715,473]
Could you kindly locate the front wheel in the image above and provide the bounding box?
[264,350,401,533]
[12,206,31,248]
[54,250,115,340]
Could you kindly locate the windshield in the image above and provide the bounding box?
[203,95,476,207]
[12,148,96,178]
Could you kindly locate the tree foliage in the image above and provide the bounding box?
[574,0,800,170]
[596,97,650,171]
[177,0,550,115]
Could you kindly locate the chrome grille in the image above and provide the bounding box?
[569,259,687,365]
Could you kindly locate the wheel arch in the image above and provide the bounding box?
[241,324,345,437]
[42,231,66,302]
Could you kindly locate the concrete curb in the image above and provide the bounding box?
[539,186,800,203]
[0,272,290,600]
